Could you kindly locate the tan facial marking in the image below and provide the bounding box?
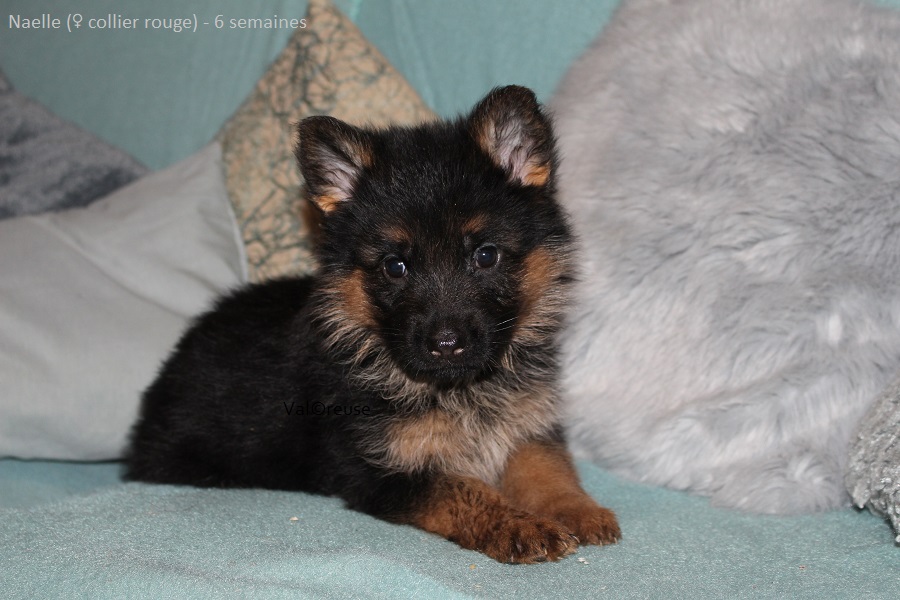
[462,214,489,236]
[520,247,556,318]
[383,225,412,245]
[338,268,375,328]
[512,246,567,346]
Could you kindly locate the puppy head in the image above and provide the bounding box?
[295,86,573,389]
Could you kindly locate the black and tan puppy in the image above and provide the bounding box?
[125,86,620,563]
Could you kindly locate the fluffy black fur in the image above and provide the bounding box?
[125,87,617,562]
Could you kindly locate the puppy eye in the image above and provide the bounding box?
[474,245,499,269]
[382,256,407,279]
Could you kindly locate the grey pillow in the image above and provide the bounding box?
[0,143,246,460]
[0,69,148,219]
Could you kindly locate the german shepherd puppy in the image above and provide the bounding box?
[125,86,620,563]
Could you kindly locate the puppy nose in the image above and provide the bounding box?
[428,328,466,358]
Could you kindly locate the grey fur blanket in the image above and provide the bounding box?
[553,0,900,523]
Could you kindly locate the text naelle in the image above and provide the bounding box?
[10,14,62,29]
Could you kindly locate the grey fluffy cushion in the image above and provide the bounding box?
[552,0,900,516]
[0,70,147,219]
[847,377,900,542]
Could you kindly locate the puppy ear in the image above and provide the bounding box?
[468,85,554,187]
[295,116,374,213]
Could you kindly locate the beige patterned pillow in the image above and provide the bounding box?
[218,0,436,282]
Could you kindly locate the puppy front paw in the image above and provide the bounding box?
[479,510,578,564]
[553,503,620,546]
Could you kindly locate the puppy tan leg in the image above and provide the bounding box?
[500,440,621,545]
[409,475,578,563]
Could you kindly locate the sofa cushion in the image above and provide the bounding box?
[0,143,246,460]
[218,0,435,282]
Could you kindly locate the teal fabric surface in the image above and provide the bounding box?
[1,458,896,599]
[0,459,121,509]
[1,0,310,170]
[5,0,900,170]
[346,0,619,122]
[1,0,616,170]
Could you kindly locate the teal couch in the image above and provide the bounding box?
[2,1,898,598]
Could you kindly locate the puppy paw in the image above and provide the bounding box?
[481,511,578,564]
[553,504,621,546]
